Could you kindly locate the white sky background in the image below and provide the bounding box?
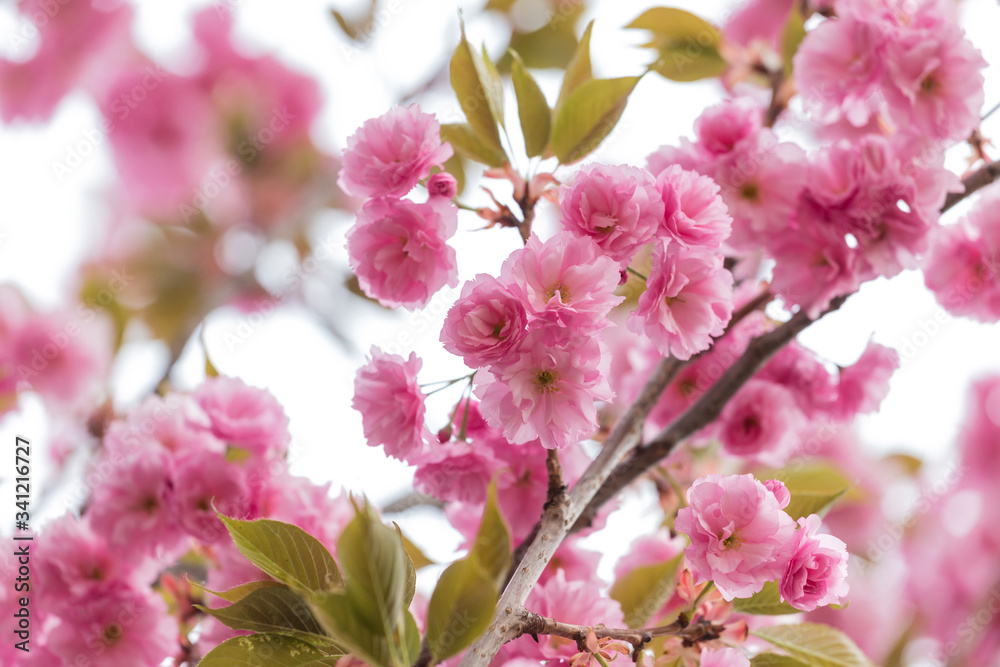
[1,0,999,571]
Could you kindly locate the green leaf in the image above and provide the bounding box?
[400,533,434,570]
[450,23,505,154]
[781,6,807,77]
[336,504,412,634]
[732,581,799,616]
[440,124,507,168]
[470,480,512,588]
[310,593,420,667]
[551,76,641,164]
[609,553,683,627]
[555,20,594,112]
[753,623,876,667]
[510,51,551,158]
[507,18,581,71]
[192,579,286,603]
[425,558,498,661]
[627,7,728,82]
[758,464,856,521]
[481,45,505,130]
[220,515,343,593]
[750,655,809,667]
[197,587,329,642]
[198,633,341,666]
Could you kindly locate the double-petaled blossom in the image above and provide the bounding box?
[346,196,458,310]
[414,439,502,504]
[559,164,663,264]
[700,647,752,667]
[338,104,453,199]
[924,185,1000,322]
[353,347,431,462]
[714,379,805,466]
[657,164,733,249]
[627,242,734,360]
[500,232,624,331]
[440,274,528,368]
[780,514,850,611]
[194,375,291,460]
[674,474,797,600]
[475,327,613,450]
[834,339,899,419]
[170,448,252,543]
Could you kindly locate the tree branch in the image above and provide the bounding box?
[941,161,1000,213]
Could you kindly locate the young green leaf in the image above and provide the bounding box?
[470,480,512,587]
[781,6,807,78]
[198,633,341,666]
[555,20,594,112]
[425,558,498,661]
[551,76,641,164]
[510,51,551,158]
[310,593,420,667]
[400,532,435,570]
[197,587,329,641]
[753,623,876,667]
[440,124,507,167]
[450,24,505,153]
[732,581,800,616]
[626,7,728,82]
[609,553,683,627]
[219,515,343,593]
[758,464,856,521]
[751,655,810,667]
[190,578,286,604]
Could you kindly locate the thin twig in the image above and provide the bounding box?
[508,607,724,649]
[942,161,1000,213]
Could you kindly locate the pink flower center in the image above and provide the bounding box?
[545,282,571,303]
[722,531,743,550]
[740,181,761,202]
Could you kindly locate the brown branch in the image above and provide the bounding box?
[574,293,849,531]
[941,161,1000,213]
[507,606,724,650]
[544,448,567,509]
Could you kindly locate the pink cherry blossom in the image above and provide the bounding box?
[338,104,453,199]
[627,243,733,360]
[614,530,688,579]
[693,98,763,158]
[194,376,290,459]
[441,274,528,368]
[88,449,185,558]
[427,171,458,200]
[353,346,431,462]
[715,380,804,466]
[657,165,732,249]
[475,328,613,450]
[500,232,624,331]
[700,647,751,667]
[414,439,502,504]
[170,448,251,543]
[541,537,603,584]
[780,514,850,611]
[347,196,458,310]
[883,23,986,144]
[674,474,797,600]
[46,586,179,667]
[558,164,664,263]
[835,339,899,419]
[759,341,840,417]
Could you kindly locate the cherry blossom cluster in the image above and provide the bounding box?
[340,105,460,309]
[7,377,356,664]
[676,474,849,610]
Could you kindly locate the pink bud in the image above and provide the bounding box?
[427,172,458,200]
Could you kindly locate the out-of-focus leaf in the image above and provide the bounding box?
[627,7,728,82]
[757,464,857,521]
[555,20,594,112]
[400,532,434,570]
[609,553,683,627]
[425,558,497,661]
[311,593,420,667]
[750,655,809,667]
[440,124,507,167]
[753,623,876,667]
[198,633,341,666]
[220,515,344,593]
[485,0,519,11]
[732,581,800,616]
[510,51,551,157]
[470,480,512,588]
[481,45,505,129]
[551,76,641,163]
[781,6,807,77]
[450,24,505,153]
[506,5,585,71]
